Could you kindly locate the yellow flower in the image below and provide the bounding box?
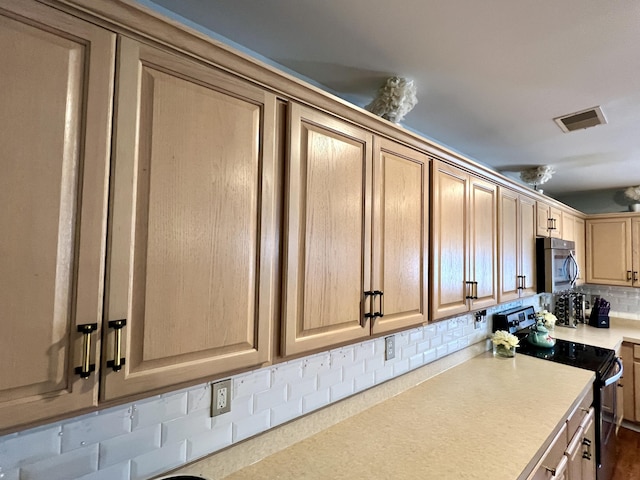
[491,330,520,348]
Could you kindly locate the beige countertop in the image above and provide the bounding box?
[550,317,640,351]
[218,353,594,480]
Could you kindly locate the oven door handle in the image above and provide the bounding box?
[604,357,624,387]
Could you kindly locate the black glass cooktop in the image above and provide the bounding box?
[515,333,616,379]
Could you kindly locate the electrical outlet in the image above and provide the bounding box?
[385,335,395,360]
[211,379,231,417]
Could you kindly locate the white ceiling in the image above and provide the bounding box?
[149,0,640,197]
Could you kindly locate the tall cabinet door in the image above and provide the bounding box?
[586,217,633,286]
[0,1,114,431]
[633,218,640,287]
[498,188,520,302]
[103,38,278,400]
[282,104,373,356]
[371,138,429,334]
[468,176,498,309]
[431,162,469,320]
[519,195,537,295]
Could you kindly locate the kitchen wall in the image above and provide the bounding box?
[555,188,636,215]
[0,295,543,480]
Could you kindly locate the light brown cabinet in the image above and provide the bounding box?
[537,201,562,238]
[498,187,537,302]
[0,0,115,432]
[585,215,640,286]
[432,161,497,320]
[102,37,279,400]
[620,342,635,422]
[282,104,429,355]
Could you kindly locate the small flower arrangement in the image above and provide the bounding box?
[491,330,519,357]
[536,310,557,329]
[624,185,640,202]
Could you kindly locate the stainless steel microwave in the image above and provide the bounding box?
[536,237,579,293]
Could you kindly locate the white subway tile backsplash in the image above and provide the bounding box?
[270,399,303,427]
[99,425,160,469]
[271,361,303,386]
[3,294,548,480]
[354,371,375,392]
[392,358,410,377]
[77,461,130,480]
[130,441,186,480]
[254,383,287,412]
[161,410,210,446]
[302,388,331,413]
[287,375,317,400]
[330,380,355,402]
[317,368,342,390]
[21,444,98,480]
[134,392,188,429]
[234,370,271,398]
[0,425,61,470]
[186,424,232,461]
[186,385,210,414]
[62,408,131,453]
[232,410,270,442]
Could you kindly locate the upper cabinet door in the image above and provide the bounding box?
[282,104,373,356]
[586,217,633,286]
[371,138,429,335]
[0,1,114,431]
[519,195,537,295]
[468,176,498,309]
[632,218,640,287]
[431,162,469,320]
[498,188,520,302]
[103,37,278,400]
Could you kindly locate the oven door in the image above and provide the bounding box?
[598,357,623,480]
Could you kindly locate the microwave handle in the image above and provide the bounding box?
[565,251,580,287]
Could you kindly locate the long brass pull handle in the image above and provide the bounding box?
[627,271,632,281]
[473,281,478,300]
[634,271,638,282]
[75,323,98,378]
[107,319,127,372]
[522,275,526,290]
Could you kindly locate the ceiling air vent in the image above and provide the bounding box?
[554,106,607,133]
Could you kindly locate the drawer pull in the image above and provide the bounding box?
[107,319,127,372]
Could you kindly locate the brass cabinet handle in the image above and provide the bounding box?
[634,271,639,282]
[473,281,478,300]
[363,291,375,326]
[373,290,384,318]
[107,319,127,372]
[465,281,473,300]
[627,271,633,281]
[75,323,98,378]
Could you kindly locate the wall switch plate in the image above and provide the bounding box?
[385,335,395,360]
[211,379,231,417]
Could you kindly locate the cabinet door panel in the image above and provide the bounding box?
[536,202,551,237]
[520,195,537,295]
[498,188,519,302]
[282,104,372,355]
[633,219,640,287]
[371,139,428,334]
[432,162,468,319]
[468,177,497,309]
[103,38,276,400]
[0,1,114,432]
[586,218,632,286]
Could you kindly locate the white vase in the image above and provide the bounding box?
[630,203,640,212]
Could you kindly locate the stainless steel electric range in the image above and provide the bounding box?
[493,306,623,480]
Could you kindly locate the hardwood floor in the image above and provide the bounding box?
[613,427,640,480]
